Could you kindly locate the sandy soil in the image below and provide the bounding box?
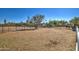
[0,27,76,51]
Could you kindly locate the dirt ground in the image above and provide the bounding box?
[0,27,76,51]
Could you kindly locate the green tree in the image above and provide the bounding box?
[26,16,30,23]
[31,14,44,29]
[58,20,68,26]
[4,19,7,25]
[47,20,68,27]
[70,17,79,26]
[47,20,59,27]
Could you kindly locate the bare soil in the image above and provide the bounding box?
[0,27,76,51]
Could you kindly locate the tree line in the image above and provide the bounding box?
[0,14,79,29]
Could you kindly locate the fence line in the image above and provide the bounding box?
[0,26,78,51]
[0,26,35,33]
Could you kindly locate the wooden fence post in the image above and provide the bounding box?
[8,26,9,32]
[16,26,17,31]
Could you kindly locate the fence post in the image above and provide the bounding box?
[8,26,9,32]
[2,24,3,33]
[16,26,17,31]
[76,26,79,51]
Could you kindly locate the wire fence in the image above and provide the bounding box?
[0,26,36,33]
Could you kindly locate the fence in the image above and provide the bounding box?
[0,25,78,51]
[0,26,35,33]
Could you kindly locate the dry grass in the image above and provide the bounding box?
[0,27,76,51]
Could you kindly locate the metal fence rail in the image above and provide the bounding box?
[0,26,35,33]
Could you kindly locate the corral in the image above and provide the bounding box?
[0,27,76,51]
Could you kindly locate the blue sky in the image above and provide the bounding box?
[0,8,79,23]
